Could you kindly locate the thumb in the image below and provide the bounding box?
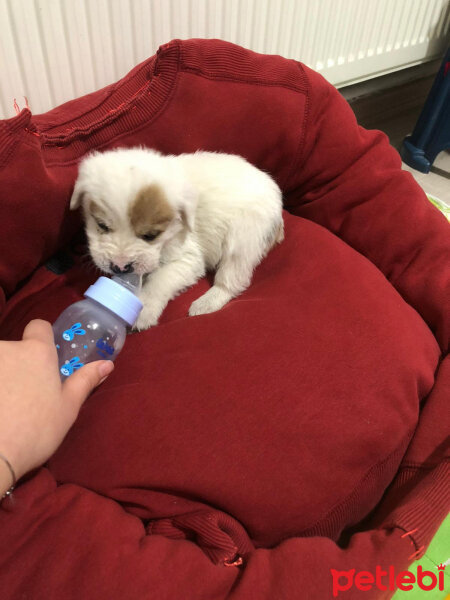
[61,360,114,409]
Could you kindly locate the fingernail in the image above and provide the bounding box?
[98,361,114,379]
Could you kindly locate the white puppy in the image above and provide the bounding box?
[70,148,284,330]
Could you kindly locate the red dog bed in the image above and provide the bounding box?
[0,39,448,599]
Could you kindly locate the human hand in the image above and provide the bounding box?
[0,319,114,492]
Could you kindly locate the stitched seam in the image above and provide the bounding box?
[21,51,182,168]
[388,462,450,554]
[396,524,421,554]
[299,427,415,536]
[34,44,176,145]
[177,65,309,192]
[281,61,310,190]
[38,60,156,135]
[40,81,153,144]
[179,65,308,93]
[399,458,450,471]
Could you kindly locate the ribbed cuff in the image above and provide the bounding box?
[381,461,450,558]
[0,109,32,168]
[0,41,181,168]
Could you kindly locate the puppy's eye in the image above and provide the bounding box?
[97,221,111,233]
[140,231,160,242]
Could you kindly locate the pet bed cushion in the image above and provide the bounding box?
[0,39,448,600]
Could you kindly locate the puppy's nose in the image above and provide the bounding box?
[110,262,134,274]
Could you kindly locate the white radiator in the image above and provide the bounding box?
[0,0,449,118]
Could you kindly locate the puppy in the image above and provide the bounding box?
[70,148,284,330]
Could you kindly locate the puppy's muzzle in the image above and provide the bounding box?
[110,262,134,274]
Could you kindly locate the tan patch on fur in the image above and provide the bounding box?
[129,184,175,237]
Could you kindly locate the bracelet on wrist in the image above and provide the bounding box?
[0,453,16,500]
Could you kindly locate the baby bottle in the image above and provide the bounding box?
[52,273,143,380]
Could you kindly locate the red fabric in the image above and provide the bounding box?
[0,39,449,599]
[286,64,450,354]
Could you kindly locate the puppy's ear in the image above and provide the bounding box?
[179,184,197,232]
[70,180,86,210]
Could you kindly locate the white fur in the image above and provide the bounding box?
[71,148,284,330]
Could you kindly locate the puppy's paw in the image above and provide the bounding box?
[133,306,159,331]
[189,287,231,316]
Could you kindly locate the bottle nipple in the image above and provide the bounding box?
[111,272,142,295]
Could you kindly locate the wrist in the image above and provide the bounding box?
[0,435,26,482]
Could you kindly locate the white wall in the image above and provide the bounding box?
[0,0,448,118]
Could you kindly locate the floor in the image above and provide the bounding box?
[402,152,450,208]
[347,71,450,599]
[392,515,450,599]
[347,72,450,207]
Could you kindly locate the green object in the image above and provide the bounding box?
[427,194,450,221]
[393,194,449,598]
[393,514,450,599]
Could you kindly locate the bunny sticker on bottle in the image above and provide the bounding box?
[62,322,86,341]
[60,357,84,377]
[53,274,143,381]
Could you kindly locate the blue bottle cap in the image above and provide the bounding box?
[84,276,143,326]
